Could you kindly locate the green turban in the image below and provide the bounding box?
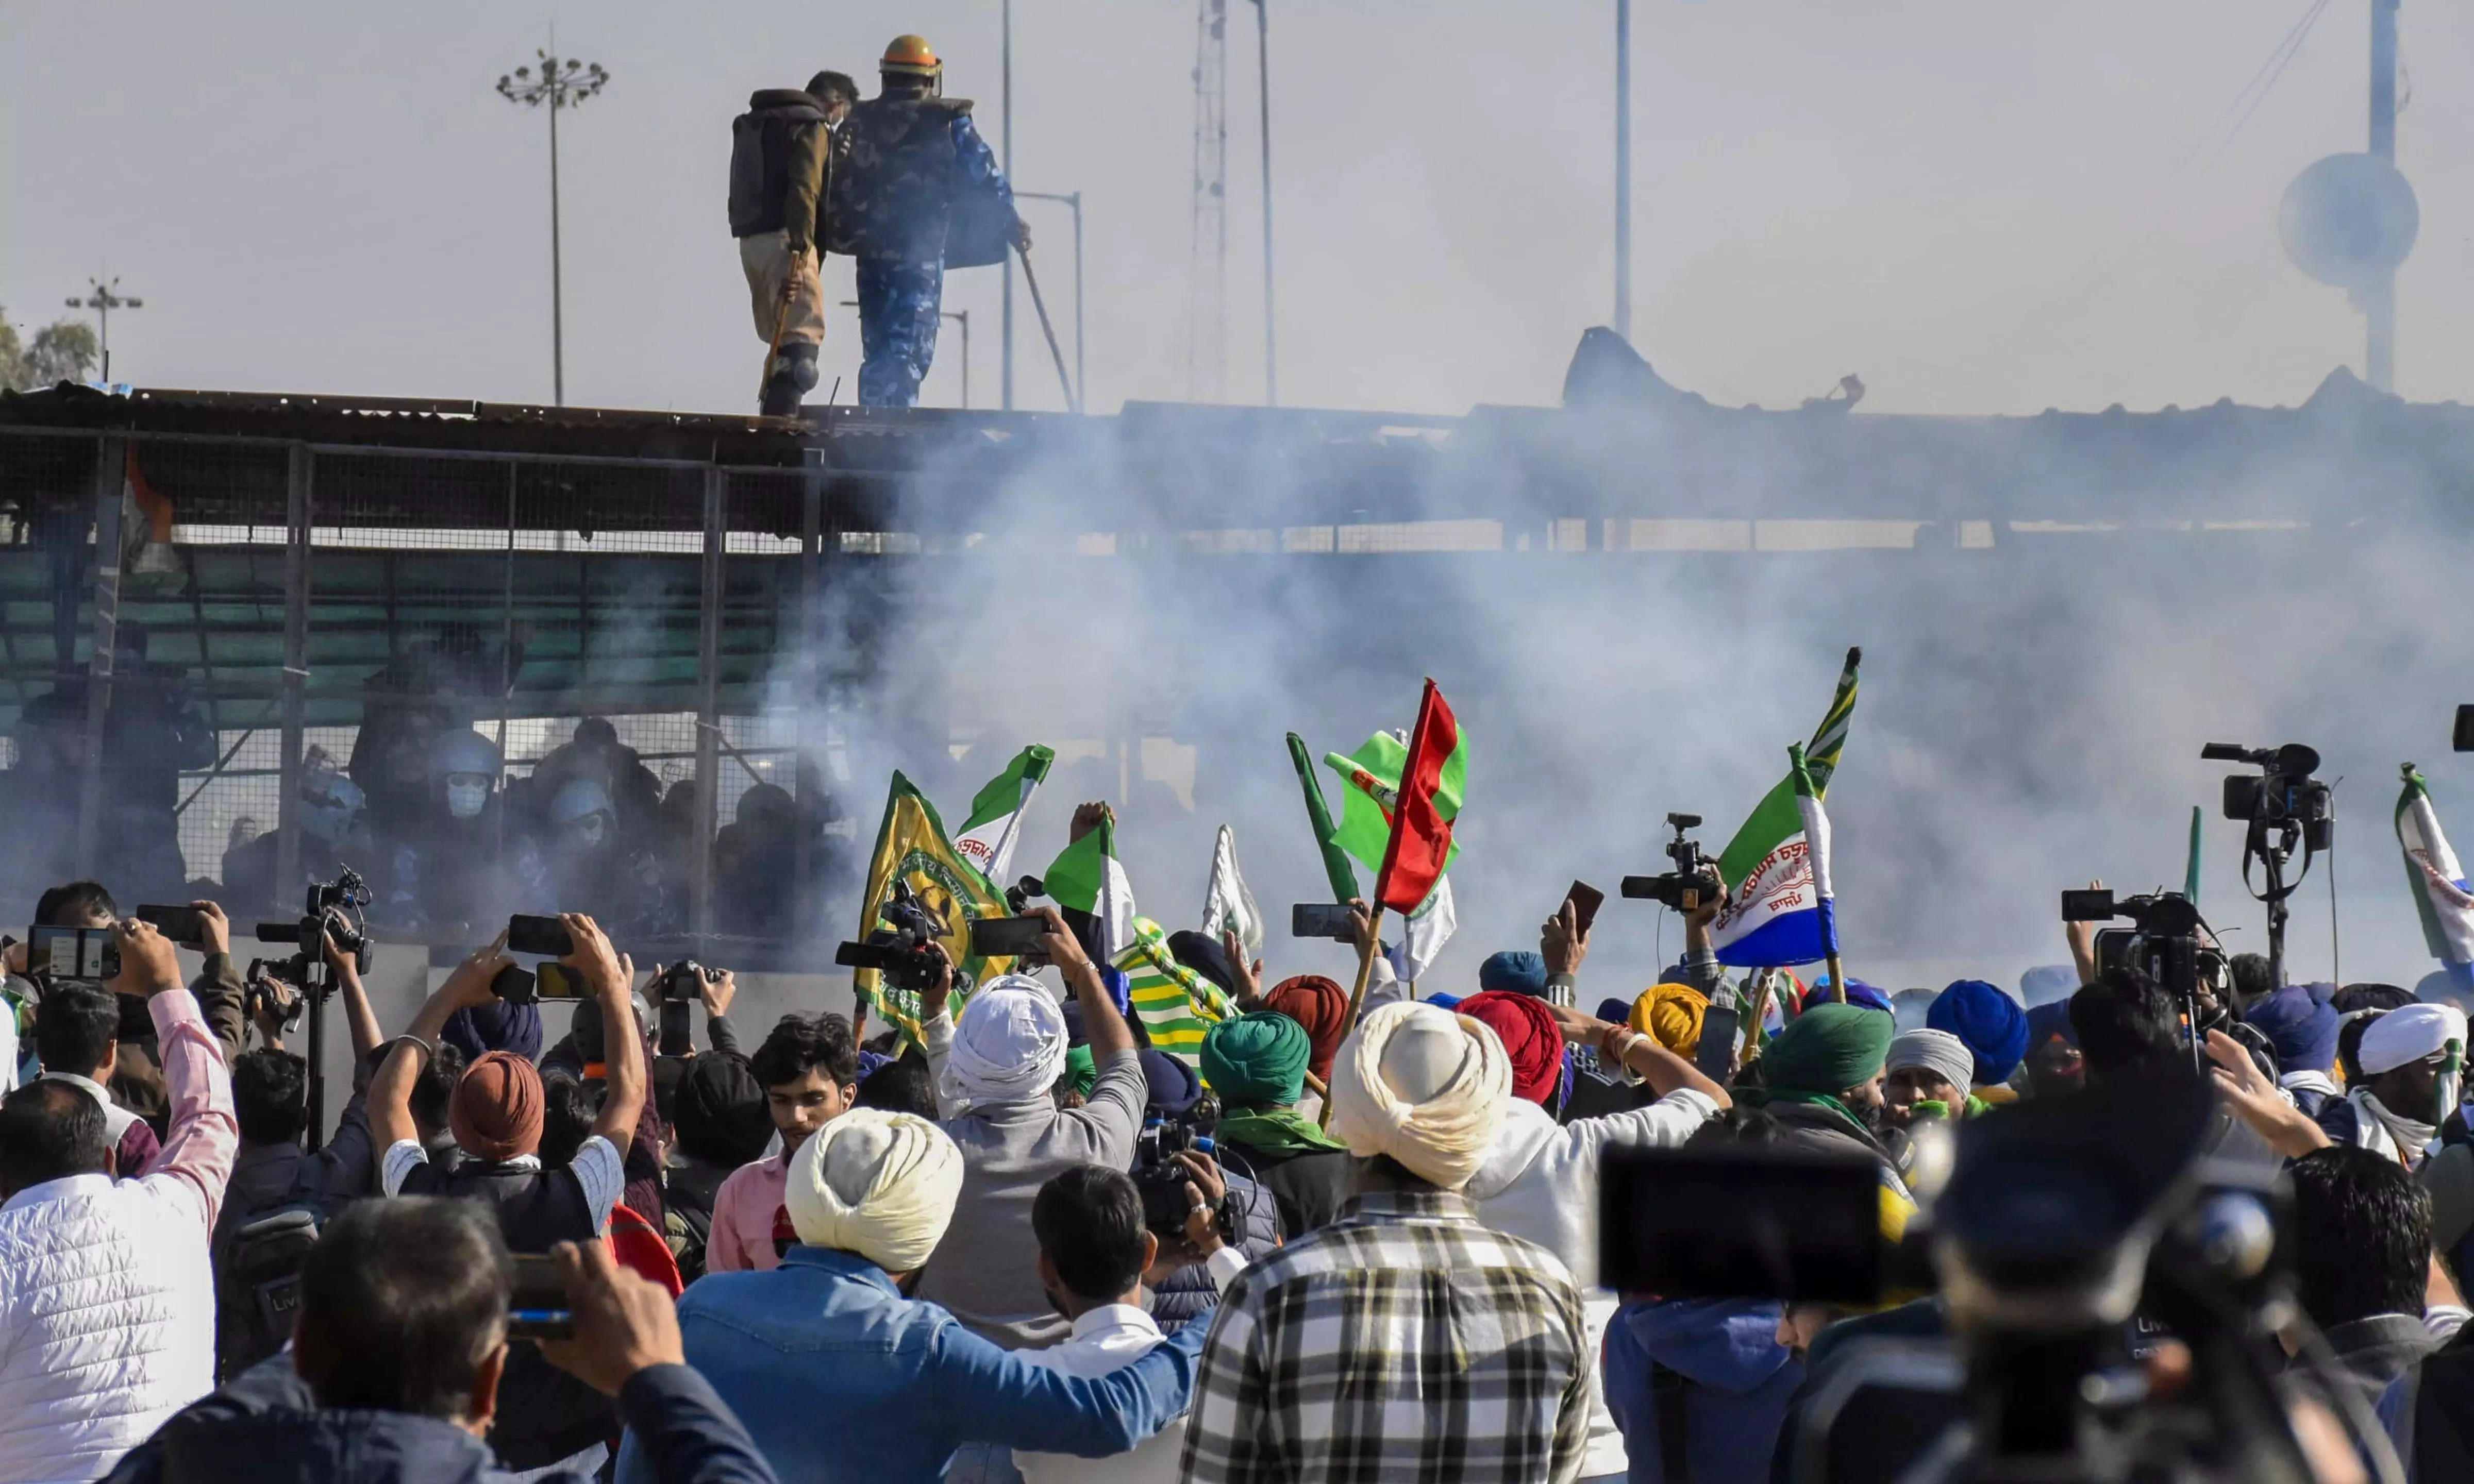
[1761,1003,1893,1095]
[1200,1011,1311,1108]
[1063,1044,1096,1100]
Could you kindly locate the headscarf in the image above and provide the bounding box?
[784,1107,963,1272]
[2243,983,2339,1075]
[1479,951,1549,999]
[441,1000,543,1065]
[1885,1028,1976,1097]
[1800,979,1893,1016]
[2358,1003,2468,1076]
[1761,1003,1894,1097]
[1140,1047,1202,1117]
[1200,1011,1312,1108]
[1927,980,2029,1086]
[450,1050,546,1162]
[1264,975,1349,1085]
[672,1054,774,1167]
[1457,990,1564,1106]
[939,974,1067,1111]
[1327,1000,1511,1190]
[2024,999,2078,1052]
[1062,1044,1096,1100]
[1629,983,1709,1056]
[1167,930,1239,996]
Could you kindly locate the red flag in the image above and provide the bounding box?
[1375,679,1463,914]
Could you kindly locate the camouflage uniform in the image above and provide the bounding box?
[828,89,1016,408]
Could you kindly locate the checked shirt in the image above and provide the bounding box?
[1177,1188,1591,1483]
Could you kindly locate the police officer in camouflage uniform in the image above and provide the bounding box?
[827,35,1028,408]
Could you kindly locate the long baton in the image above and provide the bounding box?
[1016,245,1081,414]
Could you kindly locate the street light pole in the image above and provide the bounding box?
[1001,0,1015,411]
[65,277,144,383]
[1015,190,1084,410]
[1249,0,1275,406]
[1613,0,1632,342]
[497,45,609,407]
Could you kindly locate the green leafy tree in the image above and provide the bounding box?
[0,308,101,390]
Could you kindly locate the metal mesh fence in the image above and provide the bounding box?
[0,426,841,957]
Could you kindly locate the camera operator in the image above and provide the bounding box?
[918,904,1148,1326]
[368,916,644,1473]
[102,1198,784,1484]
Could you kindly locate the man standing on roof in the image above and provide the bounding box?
[827,36,1028,408]
[731,71,858,418]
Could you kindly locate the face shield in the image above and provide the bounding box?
[444,773,493,820]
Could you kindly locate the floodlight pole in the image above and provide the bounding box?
[1248,0,1275,406]
[498,45,609,407]
[64,278,144,383]
[1613,0,1632,343]
[1001,0,1015,411]
[2366,0,2399,392]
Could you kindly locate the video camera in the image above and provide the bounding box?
[2201,741,2331,989]
[249,868,375,1154]
[2060,888,2221,1005]
[1131,1115,1235,1246]
[832,879,947,994]
[1621,812,1723,912]
[1599,1078,2355,1484]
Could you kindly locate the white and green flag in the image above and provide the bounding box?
[1200,825,1265,957]
[1044,810,1137,958]
[952,745,1054,887]
[2399,764,2474,984]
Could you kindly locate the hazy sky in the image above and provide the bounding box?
[8,2,2472,417]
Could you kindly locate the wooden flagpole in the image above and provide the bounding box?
[1319,904,1386,1129]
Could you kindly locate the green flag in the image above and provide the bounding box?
[1322,730,1464,879]
[951,744,1054,887]
[1286,732,1361,902]
[1044,812,1136,958]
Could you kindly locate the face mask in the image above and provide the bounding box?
[445,780,491,819]
[574,815,609,849]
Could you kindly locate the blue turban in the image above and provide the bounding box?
[1479,951,1549,998]
[441,1000,542,1065]
[1800,978,1893,1016]
[2025,998,2077,1052]
[2018,964,2081,1008]
[1928,979,2029,1085]
[2242,984,2338,1074]
[1139,1047,1202,1117]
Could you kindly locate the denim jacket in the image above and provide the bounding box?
[624,1245,1209,1483]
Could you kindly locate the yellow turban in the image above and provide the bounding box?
[1327,1000,1512,1190]
[784,1108,963,1273]
[1630,983,1710,1056]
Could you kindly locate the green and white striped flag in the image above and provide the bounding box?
[952,744,1054,887]
[1044,810,1136,958]
[1115,916,1238,1070]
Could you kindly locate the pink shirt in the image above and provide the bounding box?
[707,1152,793,1272]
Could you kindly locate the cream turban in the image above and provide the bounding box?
[784,1107,964,1273]
[1327,999,1512,1190]
[939,974,1068,1111]
[2358,1003,2468,1076]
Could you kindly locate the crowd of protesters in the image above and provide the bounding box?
[8,829,2474,1484]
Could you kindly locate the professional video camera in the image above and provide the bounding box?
[1131,1115,1236,1246]
[250,867,375,1153]
[2061,887,2225,1070]
[832,879,947,994]
[2201,741,2331,988]
[1622,812,1724,912]
[1599,1078,2379,1484]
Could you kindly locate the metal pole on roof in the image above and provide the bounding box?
[498,44,609,408]
[2365,0,2399,393]
[1248,0,1275,406]
[1001,0,1015,412]
[1613,0,1632,343]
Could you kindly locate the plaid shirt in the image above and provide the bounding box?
[1177,1188,1591,1483]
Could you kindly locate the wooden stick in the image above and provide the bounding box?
[1825,951,1847,1005]
[1302,1068,1329,1100]
[1742,968,1777,1059]
[1318,905,1386,1129]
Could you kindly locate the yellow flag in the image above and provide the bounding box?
[854,772,1016,1048]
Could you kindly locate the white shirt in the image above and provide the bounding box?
[380,1135,625,1231]
[1012,1249,1249,1483]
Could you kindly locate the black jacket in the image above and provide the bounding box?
[102,1354,779,1484]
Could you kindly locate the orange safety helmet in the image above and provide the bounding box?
[880,35,942,80]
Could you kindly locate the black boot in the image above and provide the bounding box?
[759,342,820,419]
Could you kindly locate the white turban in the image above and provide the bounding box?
[939,974,1067,1111]
[2357,1003,2468,1076]
[784,1107,963,1272]
[1885,1028,1976,1098]
[1327,1000,1511,1190]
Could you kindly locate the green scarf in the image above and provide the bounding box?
[1216,1106,1347,1157]
[1739,1086,1875,1141]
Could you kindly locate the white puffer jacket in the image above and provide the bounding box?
[0,990,236,1484]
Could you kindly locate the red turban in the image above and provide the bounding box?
[1264,975,1350,1085]
[1457,990,1564,1107]
[451,1050,545,1162]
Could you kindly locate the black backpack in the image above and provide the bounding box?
[218,1204,320,1376]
